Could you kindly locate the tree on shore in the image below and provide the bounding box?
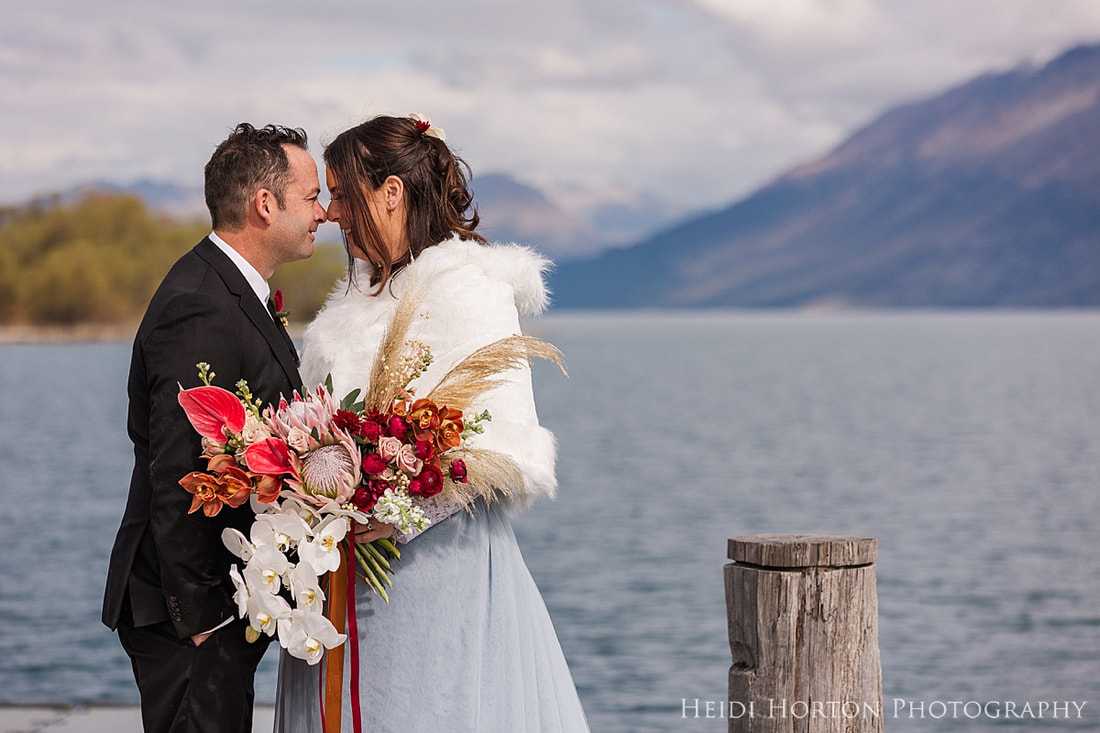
[0,193,345,328]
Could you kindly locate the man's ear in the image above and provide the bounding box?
[254,189,275,224]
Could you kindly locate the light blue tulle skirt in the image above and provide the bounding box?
[273,500,589,732]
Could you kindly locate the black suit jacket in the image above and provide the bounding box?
[103,238,302,638]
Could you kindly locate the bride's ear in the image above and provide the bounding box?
[381,175,404,212]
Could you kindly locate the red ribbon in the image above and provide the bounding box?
[347,535,363,733]
[317,530,364,733]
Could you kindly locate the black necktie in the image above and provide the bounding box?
[267,298,301,367]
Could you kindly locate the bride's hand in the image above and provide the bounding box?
[353,519,397,544]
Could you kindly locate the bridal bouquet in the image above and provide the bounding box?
[177,362,455,661]
[175,286,565,665]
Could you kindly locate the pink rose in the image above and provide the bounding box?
[286,427,311,454]
[377,436,403,463]
[201,436,227,457]
[396,445,422,475]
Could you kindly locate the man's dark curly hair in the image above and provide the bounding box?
[204,123,308,230]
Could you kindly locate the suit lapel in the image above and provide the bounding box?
[195,238,303,388]
[266,298,301,368]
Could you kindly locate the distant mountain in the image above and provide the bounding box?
[62,179,208,217]
[60,173,666,262]
[551,44,1100,308]
[469,173,597,260]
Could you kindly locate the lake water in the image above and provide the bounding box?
[1,311,1098,732]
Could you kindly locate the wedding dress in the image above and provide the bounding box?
[273,237,589,732]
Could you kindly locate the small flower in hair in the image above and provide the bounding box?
[409,113,446,141]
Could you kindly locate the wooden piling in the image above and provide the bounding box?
[725,534,883,732]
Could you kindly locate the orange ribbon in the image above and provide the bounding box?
[322,546,348,733]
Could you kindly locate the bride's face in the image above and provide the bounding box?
[326,167,366,261]
[326,167,407,263]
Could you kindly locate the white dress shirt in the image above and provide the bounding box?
[209,231,273,318]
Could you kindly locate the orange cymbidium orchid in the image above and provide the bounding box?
[253,473,283,505]
[435,407,464,452]
[179,460,252,517]
[407,399,441,435]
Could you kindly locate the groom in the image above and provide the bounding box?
[103,123,325,732]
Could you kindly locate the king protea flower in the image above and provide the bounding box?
[263,387,341,451]
[287,430,361,504]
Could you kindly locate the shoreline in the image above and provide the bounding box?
[0,324,136,344]
[0,323,308,344]
[0,704,274,732]
[3,308,1097,344]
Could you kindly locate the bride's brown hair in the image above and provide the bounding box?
[324,115,486,292]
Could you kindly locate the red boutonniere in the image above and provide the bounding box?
[273,289,290,329]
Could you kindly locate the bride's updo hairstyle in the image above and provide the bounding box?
[324,114,486,291]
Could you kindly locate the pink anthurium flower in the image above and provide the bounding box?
[245,438,302,480]
[178,385,246,442]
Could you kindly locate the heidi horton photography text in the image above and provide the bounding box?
[681,698,1089,721]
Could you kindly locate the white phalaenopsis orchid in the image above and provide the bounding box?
[279,495,320,522]
[298,516,348,574]
[278,609,346,665]
[244,544,291,594]
[289,563,325,611]
[229,564,250,618]
[251,511,312,552]
[222,528,256,562]
[245,585,292,637]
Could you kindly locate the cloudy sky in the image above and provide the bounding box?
[4,0,1100,219]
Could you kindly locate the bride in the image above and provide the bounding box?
[273,113,590,732]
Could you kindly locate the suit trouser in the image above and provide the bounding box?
[118,617,270,733]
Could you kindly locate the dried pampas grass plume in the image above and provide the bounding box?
[438,447,525,506]
[365,283,427,412]
[427,335,567,412]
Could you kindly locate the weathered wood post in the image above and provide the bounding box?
[725,534,883,732]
